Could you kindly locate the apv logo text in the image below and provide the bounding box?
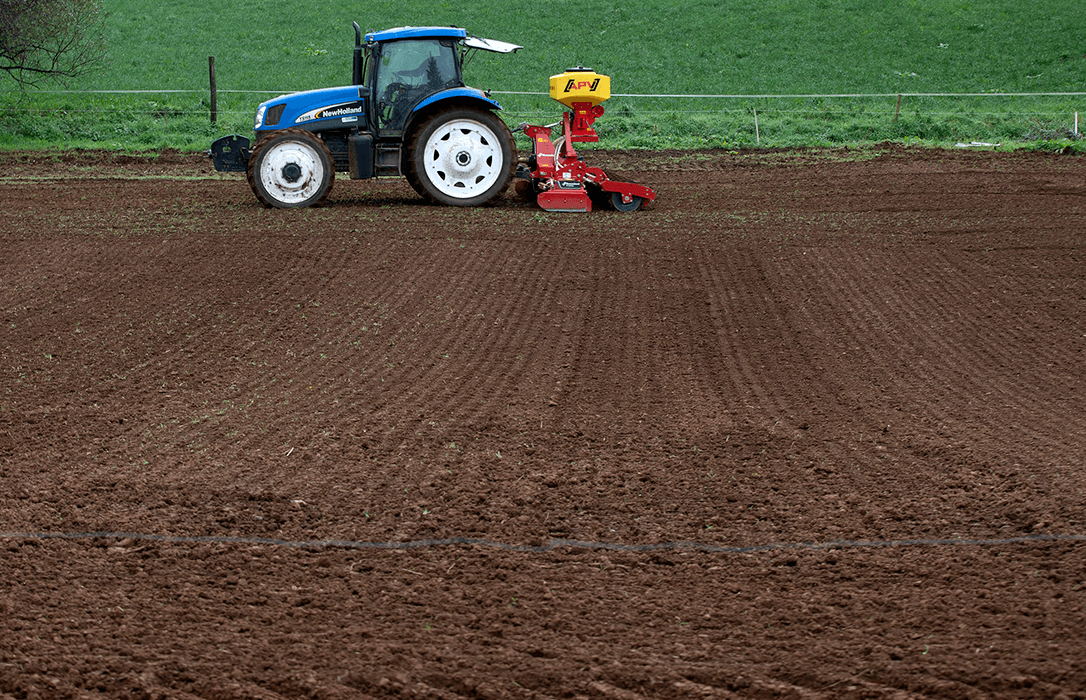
[564,78,601,93]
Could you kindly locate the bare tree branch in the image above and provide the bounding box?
[0,0,107,87]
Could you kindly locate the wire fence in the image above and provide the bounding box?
[3,88,1084,147]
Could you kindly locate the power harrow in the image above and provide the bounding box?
[516,68,655,212]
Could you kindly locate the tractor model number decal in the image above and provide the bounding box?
[296,102,365,124]
[563,78,601,93]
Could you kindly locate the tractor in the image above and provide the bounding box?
[210,23,521,208]
[210,23,653,212]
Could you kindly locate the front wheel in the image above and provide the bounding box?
[247,128,335,208]
[406,109,515,207]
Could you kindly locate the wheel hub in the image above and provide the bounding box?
[455,151,472,167]
[281,162,302,183]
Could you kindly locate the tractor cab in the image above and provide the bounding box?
[354,25,521,135]
[369,35,462,132]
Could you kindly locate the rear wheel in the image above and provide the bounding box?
[247,128,335,208]
[406,108,515,207]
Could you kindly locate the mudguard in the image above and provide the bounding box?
[412,87,502,113]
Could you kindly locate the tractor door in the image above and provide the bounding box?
[375,39,461,133]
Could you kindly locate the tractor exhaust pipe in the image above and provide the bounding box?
[352,21,363,85]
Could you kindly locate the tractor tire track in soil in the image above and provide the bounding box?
[1,147,1085,698]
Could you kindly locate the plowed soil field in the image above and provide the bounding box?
[1,146,1085,699]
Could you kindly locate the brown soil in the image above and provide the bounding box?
[1,145,1084,699]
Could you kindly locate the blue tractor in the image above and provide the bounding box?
[210,23,521,208]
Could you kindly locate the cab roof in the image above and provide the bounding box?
[365,26,468,42]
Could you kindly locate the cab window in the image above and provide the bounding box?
[377,39,458,102]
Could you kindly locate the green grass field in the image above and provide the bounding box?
[2,0,1085,151]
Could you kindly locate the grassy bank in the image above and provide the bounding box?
[2,0,1084,151]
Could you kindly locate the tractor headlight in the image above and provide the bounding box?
[254,104,268,129]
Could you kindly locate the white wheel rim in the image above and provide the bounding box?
[258,138,327,205]
[422,119,503,199]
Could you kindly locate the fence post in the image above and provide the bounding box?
[209,56,218,123]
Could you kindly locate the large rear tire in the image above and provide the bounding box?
[406,108,515,207]
[247,128,335,208]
